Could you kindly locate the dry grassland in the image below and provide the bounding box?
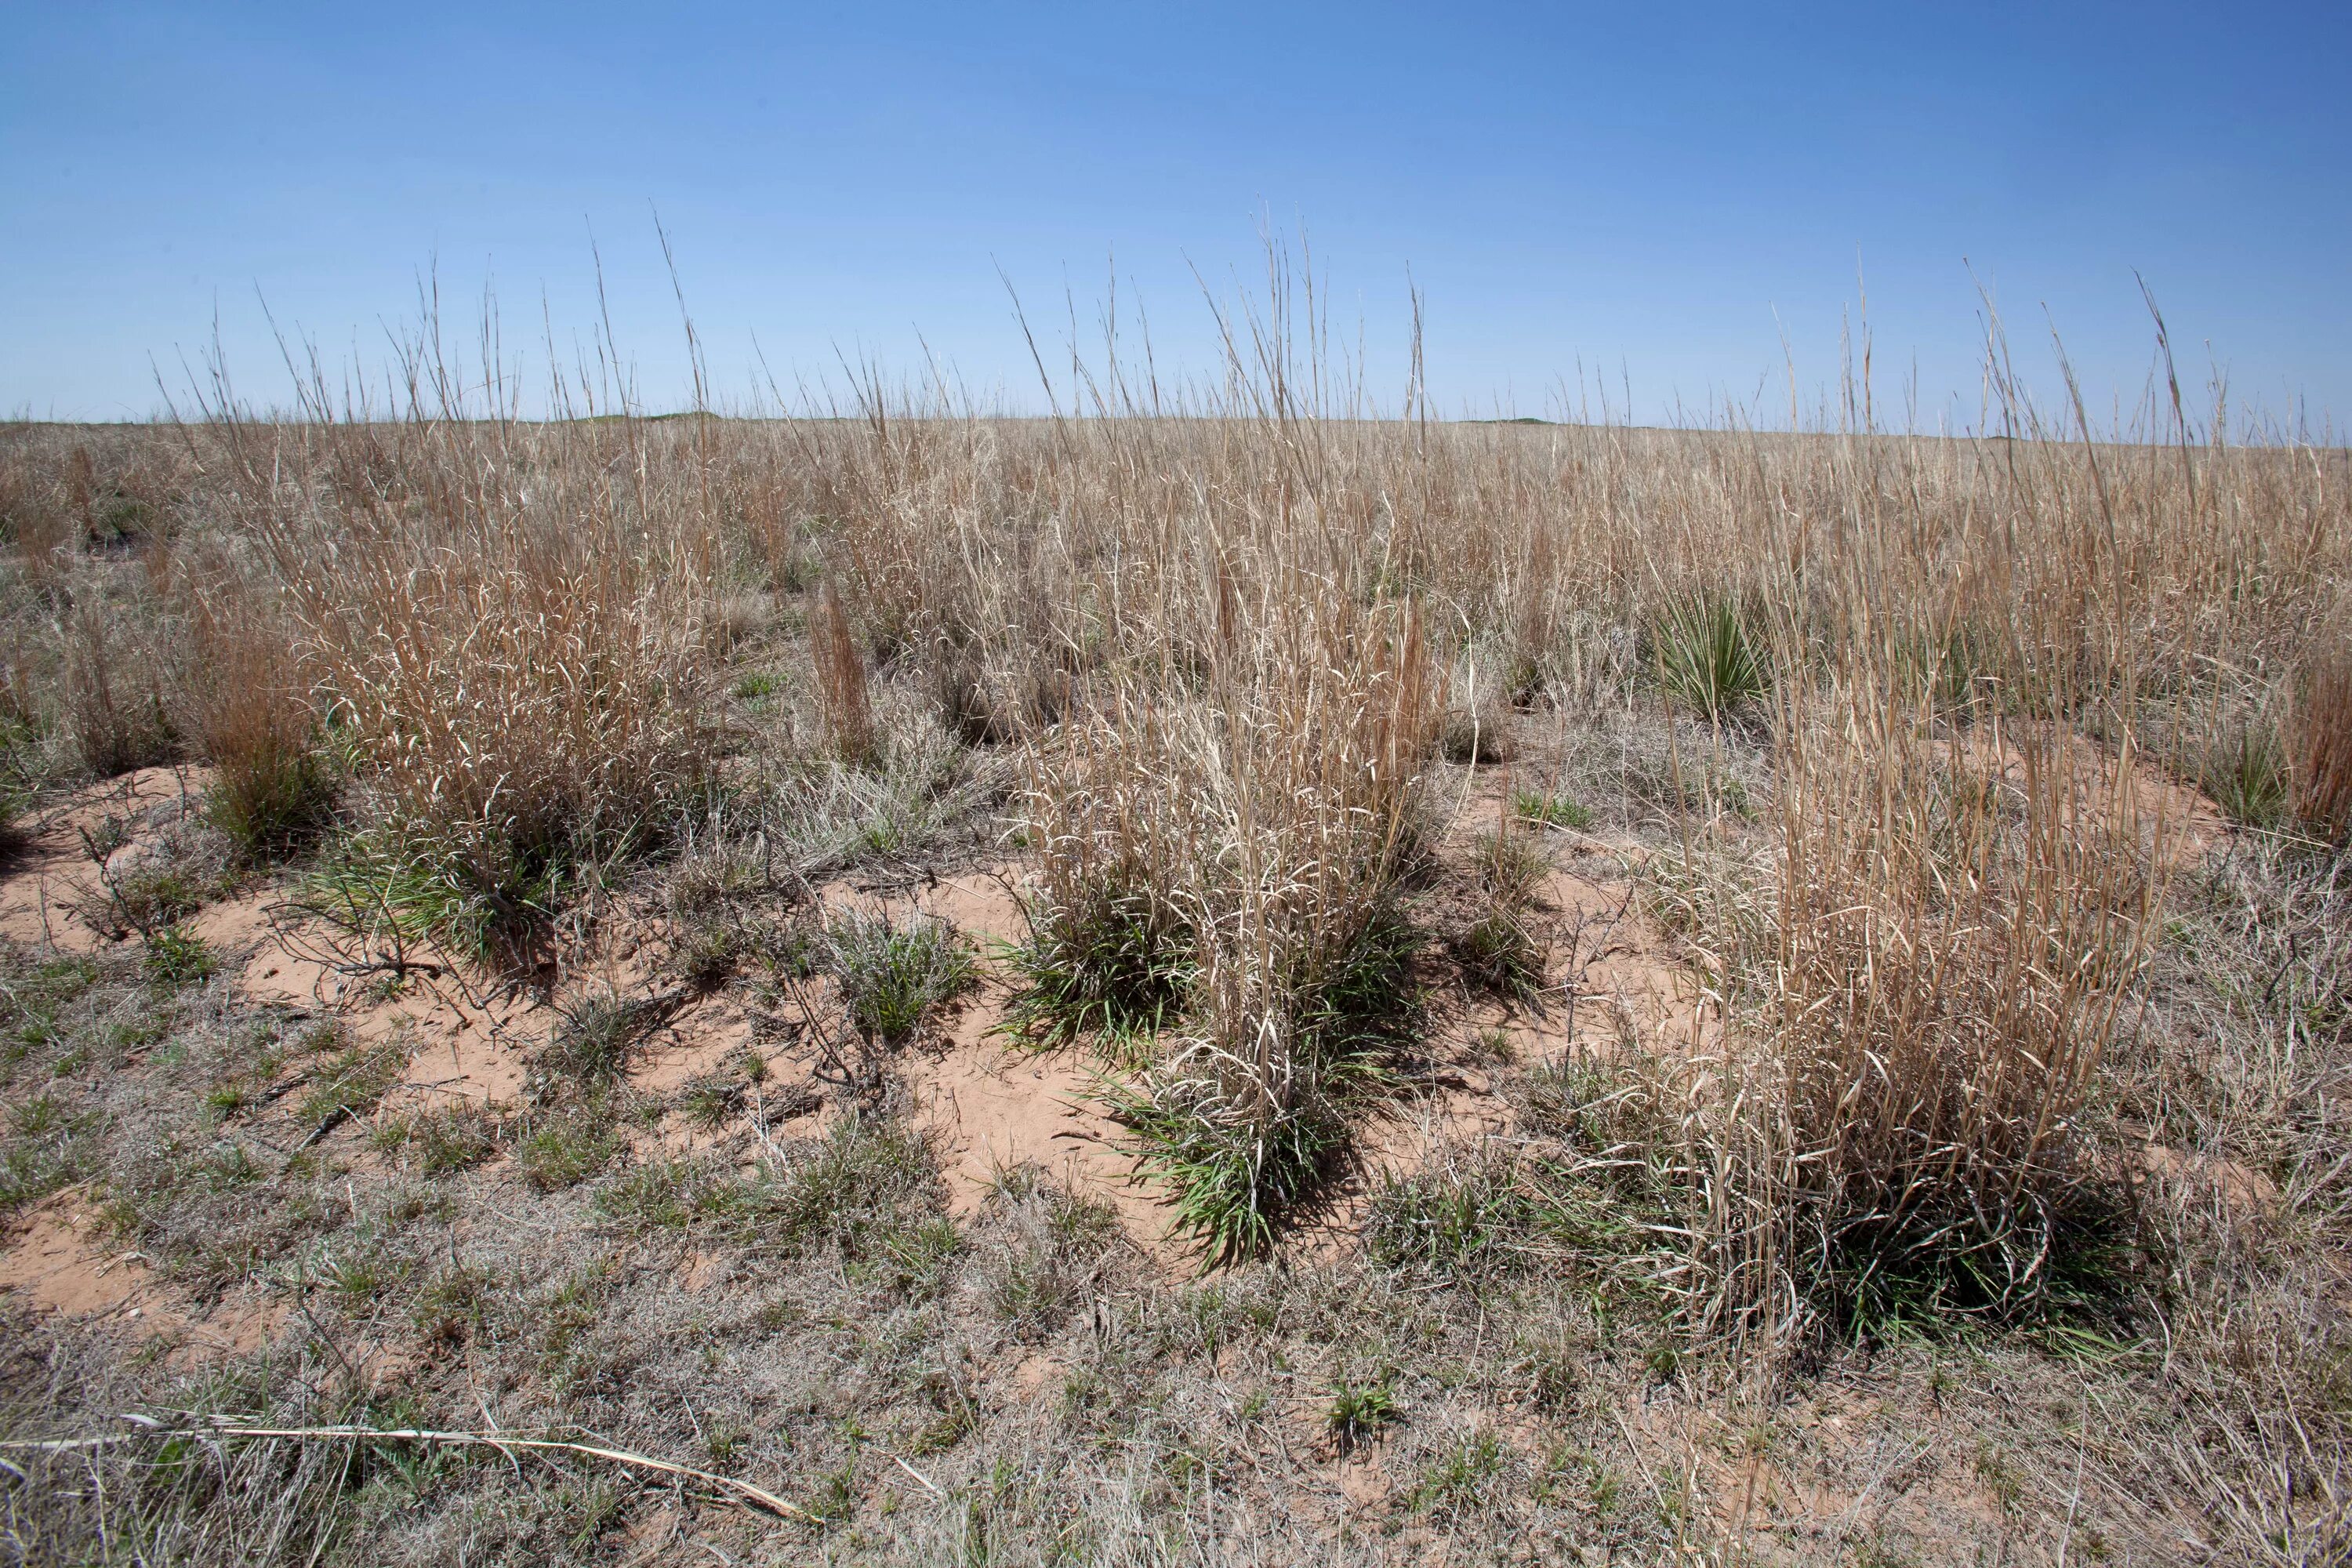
[0,298,2346,1563]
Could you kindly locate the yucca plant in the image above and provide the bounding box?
[1650,595,1766,724]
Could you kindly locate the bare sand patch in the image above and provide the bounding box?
[0,766,215,950]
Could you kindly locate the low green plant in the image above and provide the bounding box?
[730,1113,942,1260]
[731,671,782,701]
[1408,1427,1507,1523]
[318,1250,388,1304]
[411,1262,489,1345]
[593,1158,706,1232]
[880,1214,964,1300]
[0,785,25,860]
[1454,909,1546,1000]
[78,826,210,940]
[186,598,338,862]
[2198,720,2289,829]
[205,739,333,862]
[678,1072,743,1130]
[1453,829,1551,1000]
[535,993,649,1089]
[667,909,739,985]
[142,926,215,988]
[1111,1053,1352,1266]
[1363,1152,1539,1281]
[295,1043,405,1127]
[408,1103,500,1175]
[517,1109,622,1191]
[1004,887,1190,1046]
[1438,706,1512,764]
[0,1093,97,1209]
[1112,906,1421,1263]
[300,808,635,971]
[1512,789,1592,832]
[982,1168,1120,1335]
[1326,1376,1399,1453]
[826,908,974,1044]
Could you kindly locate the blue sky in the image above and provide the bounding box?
[4,2,2345,429]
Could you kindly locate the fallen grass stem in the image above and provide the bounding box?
[2,1418,819,1522]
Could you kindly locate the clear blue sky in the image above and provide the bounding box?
[4,2,2345,430]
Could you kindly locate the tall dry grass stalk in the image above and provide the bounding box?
[2291,637,2352,845]
[809,577,877,767]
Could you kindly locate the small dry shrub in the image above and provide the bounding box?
[60,599,172,779]
[1439,645,1515,764]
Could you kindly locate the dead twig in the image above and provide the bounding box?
[2,1419,818,1522]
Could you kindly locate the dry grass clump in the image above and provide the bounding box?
[1450,818,1554,1001]
[280,532,710,950]
[823,906,975,1044]
[1438,643,1517,763]
[0,466,73,597]
[6,264,2352,1563]
[187,370,722,956]
[179,585,332,860]
[1697,667,2164,1338]
[1029,583,1438,1258]
[58,598,174,779]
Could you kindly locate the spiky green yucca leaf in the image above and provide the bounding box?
[1652,597,1766,722]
